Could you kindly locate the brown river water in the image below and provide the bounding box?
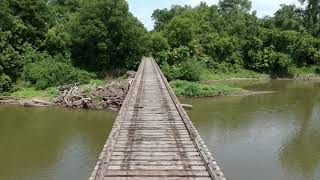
[0,80,319,180]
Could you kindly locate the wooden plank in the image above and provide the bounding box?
[108,160,205,166]
[104,177,212,180]
[115,140,194,143]
[110,156,202,161]
[115,142,194,146]
[116,138,192,141]
[115,142,194,148]
[113,147,198,152]
[114,144,195,148]
[104,170,210,177]
[111,152,199,156]
[119,129,189,133]
[107,165,207,171]
[117,134,191,138]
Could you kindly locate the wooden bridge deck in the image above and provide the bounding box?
[89,57,226,180]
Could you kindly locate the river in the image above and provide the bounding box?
[0,80,319,180]
[182,80,320,180]
[0,106,116,180]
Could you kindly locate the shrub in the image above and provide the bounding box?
[22,60,95,89]
[179,60,203,81]
[161,62,182,81]
[250,46,294,77]
[0,73,13,93]
[156,46,192,66]
[149,32,169,54]
[161,60,203,81]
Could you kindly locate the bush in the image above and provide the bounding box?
[161,60,204,81]
[179,60,203,81]
[161,62,182,81]
[149,32,169,54]
[0,73,13,93]
[250,46,294,77]
[22,60,95,89]
[156,46,192,66]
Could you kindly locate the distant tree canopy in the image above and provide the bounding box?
[151,0,320,80]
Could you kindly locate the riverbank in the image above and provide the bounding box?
[0,72,135,111]
[1,70,319,110]
[200,67,320,82]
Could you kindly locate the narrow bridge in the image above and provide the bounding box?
[90,57,226,180]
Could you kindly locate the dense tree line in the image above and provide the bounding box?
[0,0,148,93]
[151,0,320,81]
[1,0,320,94]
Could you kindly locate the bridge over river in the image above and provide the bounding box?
[89,57,226,180]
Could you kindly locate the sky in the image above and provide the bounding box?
[126,0,300,30]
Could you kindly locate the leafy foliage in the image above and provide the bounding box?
[0,0,320,95]
[70,0,148,70]
[0,0,149,93]
[22,60,94,89]
[152,0,320,81]
[0,73,12,94]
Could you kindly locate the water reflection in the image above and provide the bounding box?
[182,80,320,180]
[0,105,116,180]
[279,88,320,179]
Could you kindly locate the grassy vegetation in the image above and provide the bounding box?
[199,66,320,81]
[291,66,320,78]
[11,87,59,99]
[200,69,269,81]
[11,79,107,99]
[170,80,246,97]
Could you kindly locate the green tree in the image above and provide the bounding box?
[149,32,169,54]
[299,0,320,35]
[71,0,148,70]
[274,5,304,31]
[164,16,195,48]
[152,5,190,30]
